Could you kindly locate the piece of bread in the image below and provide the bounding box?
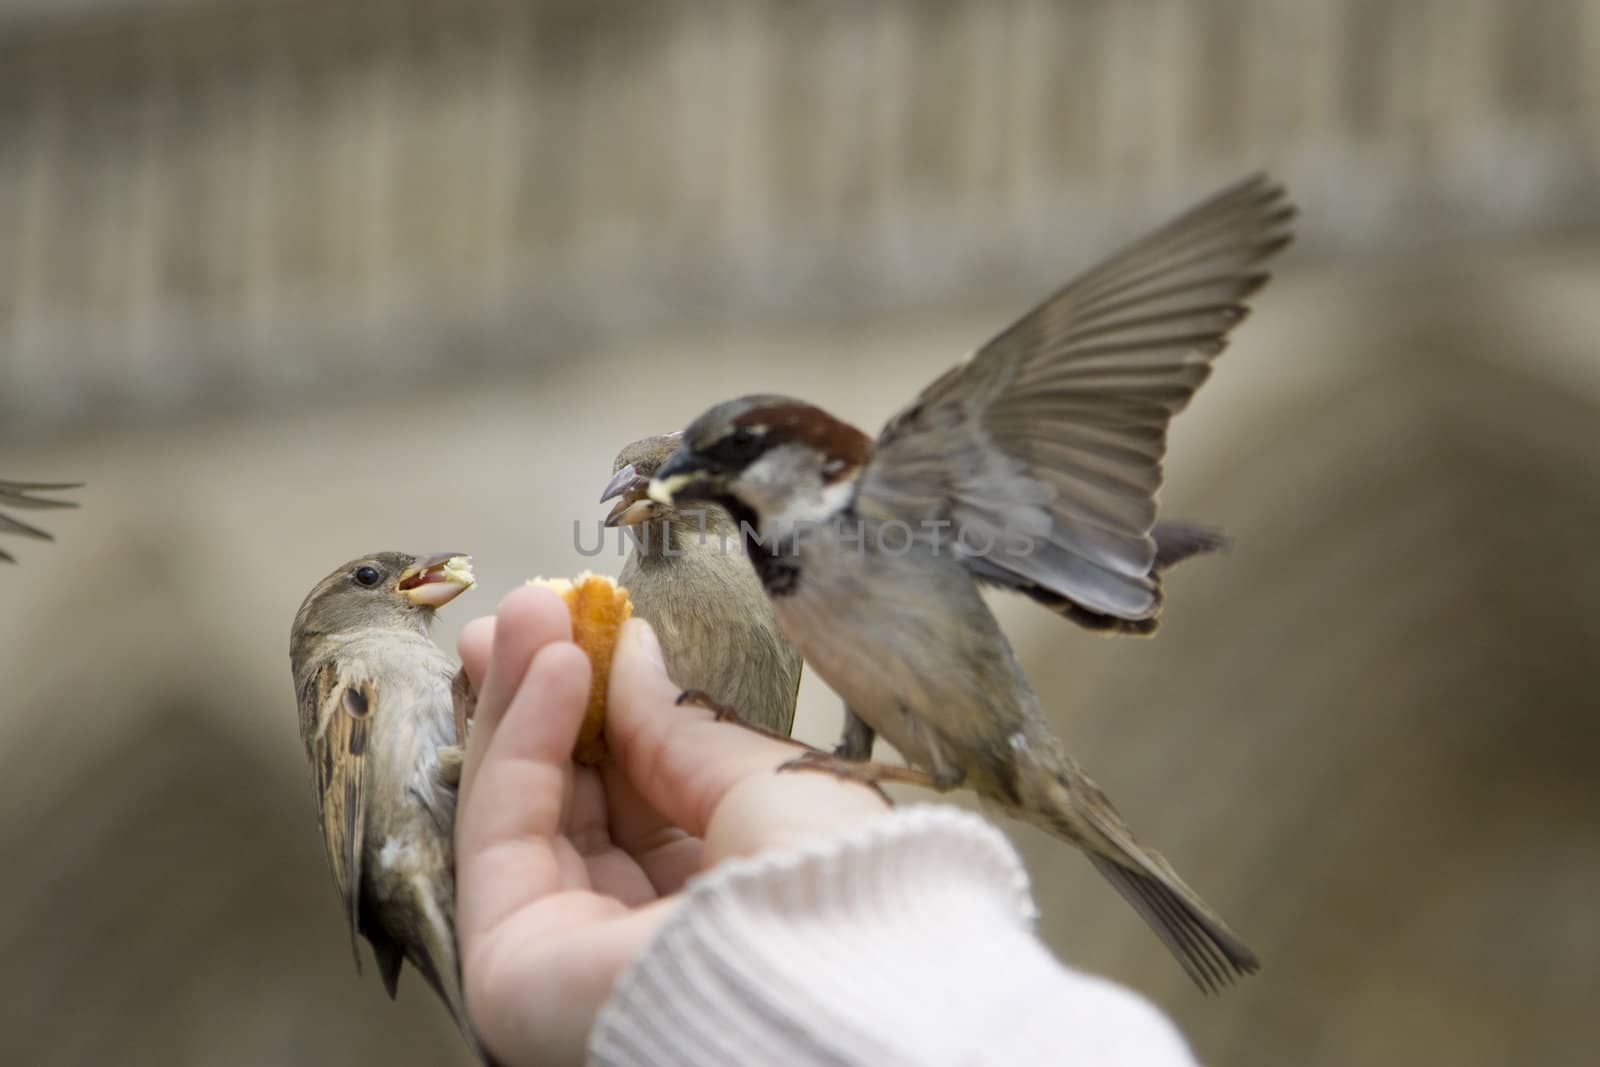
[526,573,634,765]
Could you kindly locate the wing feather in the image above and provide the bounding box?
[0,479,81,563]
[303,662,375,970]
[861,175,1293,619]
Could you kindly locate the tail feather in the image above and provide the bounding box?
[412,941,500,1066]
[1151,520,1227,572]
[1022,761,1258,991]
[1087,854,1256,992]
[413,905,496,1065]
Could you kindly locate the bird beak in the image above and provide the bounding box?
[647,449,717,505]
[397,553,475,608]
[599,463,658,527]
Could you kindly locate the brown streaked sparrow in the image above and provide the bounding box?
[289,551,488,1056]
[601,433,803,738]
[647,175,1293,990]
[1,479,81,562]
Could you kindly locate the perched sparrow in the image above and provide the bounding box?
[601,433,803,737]
[647,175,1292,990]
[289,552,485,1053]
[0,479,81,562]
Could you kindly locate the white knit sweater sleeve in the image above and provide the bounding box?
[586,805,1198,1066]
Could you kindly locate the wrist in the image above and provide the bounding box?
[590,805,1195,1066]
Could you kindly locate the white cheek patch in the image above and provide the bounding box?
[817,476,856,514]
[762,475,856,541]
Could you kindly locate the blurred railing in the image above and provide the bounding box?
[3,0,1599,438]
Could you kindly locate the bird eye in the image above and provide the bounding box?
[353,565,383,587]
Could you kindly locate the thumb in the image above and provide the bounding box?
[605,618,804,838]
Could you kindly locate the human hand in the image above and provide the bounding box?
[453,586,889,1066]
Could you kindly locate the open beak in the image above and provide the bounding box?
[398,552,475,608]
[600,464,658,527]
[647,448,718,506]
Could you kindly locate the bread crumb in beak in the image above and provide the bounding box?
[399,555,475,607]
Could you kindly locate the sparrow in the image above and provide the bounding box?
[601,433,803,737]
[289,551,486,1054]
[1,479,81,562]
[646,175,1293,990]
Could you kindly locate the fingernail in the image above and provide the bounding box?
[622,617,665,671]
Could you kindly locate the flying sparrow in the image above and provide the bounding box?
[601,433,803,738]
[0,479,81,562]
[646,175,1293,990]
[289,551,487,1054]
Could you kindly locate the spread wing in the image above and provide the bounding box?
[300,661,377,969]
[858,175,1293,620]
[0,480,81,563]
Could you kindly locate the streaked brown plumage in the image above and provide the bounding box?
[648,175,1293,990]
[601,433,803,737]
[289,551,487,1059]
[0,479,81,562]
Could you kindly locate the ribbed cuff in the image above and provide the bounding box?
[587,805,1195,1067]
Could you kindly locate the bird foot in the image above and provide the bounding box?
[675,688,797,743]
[776,750,946,790]
[675,688,738,721]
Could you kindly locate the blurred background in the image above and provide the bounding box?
[3,1,1599,1064]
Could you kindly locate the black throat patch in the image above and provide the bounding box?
[741,525,801,597]
[750,551,801,597]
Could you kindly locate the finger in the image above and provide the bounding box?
[453,615,493,761]
[582,844,661,907]
[593,673,696,884]
[702,770,893,868]
[477,587,572,731]
[459,586,572,801]
[601,758,703,895]
[558,770,658,904]
[457,639,592,945]
[552,836,592,890]
[457,615,495,690]
[605,618,886,843]
[561,767,613,857]
[461,640,590,853]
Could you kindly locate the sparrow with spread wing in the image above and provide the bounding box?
[646,175,1293,990]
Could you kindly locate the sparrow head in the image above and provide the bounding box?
[648,395,872,533]
[599,432,684,528]
[290,551,475,662]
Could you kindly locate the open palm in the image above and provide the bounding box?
[452,587,886,1066]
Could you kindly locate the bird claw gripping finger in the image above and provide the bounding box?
[776,751,948,790]
[675,687,739,721]
[678,688,803,744]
